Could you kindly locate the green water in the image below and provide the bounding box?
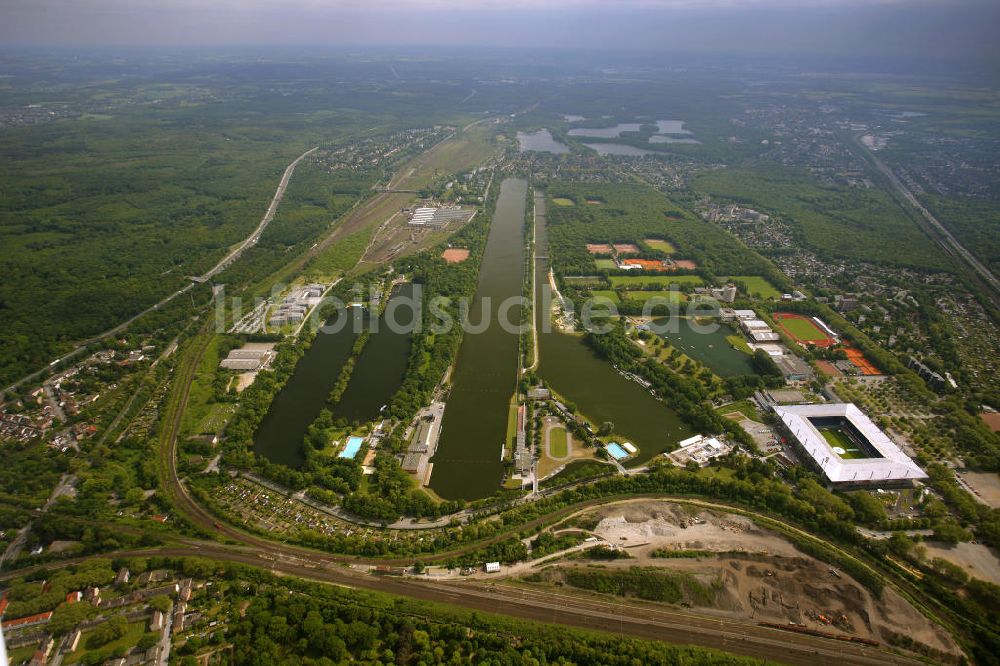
[253,285,415,468]
[333,283,417,424]
[252,311,358,468]
[429,178,527,500]
[534,191,693,465]
[651,318,756,377]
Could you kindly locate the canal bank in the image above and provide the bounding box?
[533,190,694,466]
[429,178,528,500]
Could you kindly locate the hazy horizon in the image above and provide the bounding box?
[2,0,999,64]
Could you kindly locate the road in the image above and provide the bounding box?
[0,473,74,570]
[195,146,318,283]
[2,147,318,396]
[852,135,1000,311]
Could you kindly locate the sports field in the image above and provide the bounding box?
[590,290,621,304]
[609,275,703,288]
[550,426,569,457]
[624,291,687,303]
[820,428,866,459]
[563,276,603,287]
[594,258,618,270]
[721,275,781,299]
[644,238,676,253]
[773,312,835,346]
[552,197,575,206]
[845,346,881,376]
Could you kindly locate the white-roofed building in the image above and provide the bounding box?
[773,403,926,487]
[741,319,772,333]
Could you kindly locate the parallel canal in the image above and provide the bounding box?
[252,312,357,468]
[430,178,527,500]
[534,191,693,466]
[253,285,415,468]
[333,283,417,424]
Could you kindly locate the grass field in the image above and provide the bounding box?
[644,238,676,253]
[609,275,703,288]
[820,428,866,459]
[721,275,781,299]
[725,334,752,354]
[590,290,621,304]
[550,426,569,457]
[563,276,604,287]
[195,402,237,435]
[552,197,575,206]
[505,402,519,454]
[775,315,829,342]
[64,621,149,665]
[624,291,687,303]
[594,259,618,270]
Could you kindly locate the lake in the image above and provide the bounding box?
[650,318,757,377]
[517,129,569,154]
[252,310,359,468]
[584,143,656,156]
[534,192,693,465]
[655,120,692,134]
[569,123,642,138]
[649,135,701,145]
[430,178,527,499]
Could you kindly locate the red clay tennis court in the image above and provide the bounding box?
[845,346,881,376]
[773,312,837,348]
[441,248,470,263]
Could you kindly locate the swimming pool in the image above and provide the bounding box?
[606,443,629,460]
[339,436,365,459]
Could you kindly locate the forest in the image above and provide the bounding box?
[692,165,950,270]
[226,576,762,665]
[544,183,783,284]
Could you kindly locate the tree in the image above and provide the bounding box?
[598,421,615,436]
[846,491,888,525]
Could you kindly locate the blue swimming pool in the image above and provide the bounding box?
[339,436,365,459]
[606,443,629,460]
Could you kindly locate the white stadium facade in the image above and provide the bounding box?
[773,403,927,488]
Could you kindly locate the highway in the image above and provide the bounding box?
[2,146,318,395]
[851,135,1000,312]
[194,146,317,282]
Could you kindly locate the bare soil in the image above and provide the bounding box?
[527,500,959,657]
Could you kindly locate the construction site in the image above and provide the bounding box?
[513,500,961,661]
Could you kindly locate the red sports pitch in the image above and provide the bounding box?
[773,312,836,348]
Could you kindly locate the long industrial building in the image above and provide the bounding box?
[773,403,927,487]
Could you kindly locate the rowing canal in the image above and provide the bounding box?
[429,178,527,500]
[252,284,416,468]
[533,191,693,466]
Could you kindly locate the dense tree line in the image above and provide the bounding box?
[226,578,761,665]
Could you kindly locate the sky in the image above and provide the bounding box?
[1,0,999,62]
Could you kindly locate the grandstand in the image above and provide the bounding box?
[773,403,926,487]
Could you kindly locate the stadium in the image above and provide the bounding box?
[773,403,927,488]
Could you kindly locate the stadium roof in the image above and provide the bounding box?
[774,403,927,484]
